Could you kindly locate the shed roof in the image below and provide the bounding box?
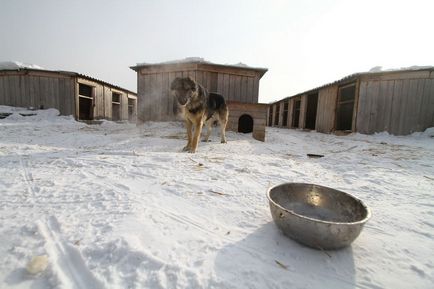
[130,57,268,78]
[0,67,137,95]
[270,66,434,105]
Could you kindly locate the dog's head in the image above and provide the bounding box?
[170,77,197,106]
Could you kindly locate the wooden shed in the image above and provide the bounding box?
[130,58,268,140]
[268,67,434,135]
[0,68,137,122]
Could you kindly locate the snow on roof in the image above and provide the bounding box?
[133,57,267,73]
[367,65,434,73]
[0,61,44,70]
[136,57,211,67]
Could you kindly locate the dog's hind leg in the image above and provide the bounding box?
[183,119,193,151]
[219,111,228,144]
[203,119,212,142]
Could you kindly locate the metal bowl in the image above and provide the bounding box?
[267,183,370,250]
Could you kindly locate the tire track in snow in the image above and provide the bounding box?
[37,216,104,289]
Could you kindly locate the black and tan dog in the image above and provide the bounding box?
[170,77,228,153]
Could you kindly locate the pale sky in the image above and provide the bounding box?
[1,0,433,103]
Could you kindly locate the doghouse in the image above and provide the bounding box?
[130,58,268,141]
[227,101,267,141]
[0,66,137,122]
[268,67,434,135]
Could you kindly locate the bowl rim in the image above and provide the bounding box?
[267,182,371,225]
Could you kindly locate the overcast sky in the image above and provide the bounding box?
[1,0,433,103]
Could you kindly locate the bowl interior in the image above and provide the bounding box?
[269,183,368,223]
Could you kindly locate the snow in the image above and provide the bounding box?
[136,57,210,66]
[367,65,434,73]
[0,61,44,70]
[0,105,433,289]
[135,58,260,70]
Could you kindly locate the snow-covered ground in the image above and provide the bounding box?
[0,106,433,289]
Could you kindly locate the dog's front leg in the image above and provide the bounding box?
[183,119,193,151]
[190,119,204,153]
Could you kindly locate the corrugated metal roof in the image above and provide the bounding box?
[0,68,137,95]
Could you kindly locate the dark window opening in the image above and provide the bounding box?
[292,99,301,128]
[282,100,289,127]
[112,92,121,121]
[336,84,356,131]
[305,93,319,130]
[79,83,92,97]
[238,114,254,133]
[112,92,121,103]
[274,104,280,126]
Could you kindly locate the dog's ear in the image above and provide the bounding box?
[184,77,196,91]
[170,77,181,90]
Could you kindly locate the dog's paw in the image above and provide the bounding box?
[221,140,227,144]
[182,146,191,152]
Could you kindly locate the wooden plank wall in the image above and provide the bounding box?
[0,72,75,116]
[356,74,434,135]
[287,99,294,127]
[216,73,259,103]
[315,85,338,133]
[137,69,261,122]
[137,71,190,122]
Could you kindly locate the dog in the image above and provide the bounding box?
[170,77,228,153]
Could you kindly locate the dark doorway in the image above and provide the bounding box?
[282,100,289,127]
[128,98,136,122]
[305,93,318,130]
[336,84,356,131]
[292,99,301,128]
[274,104,280,126]
[238,114,254,133]
[268,107,273,126]
[112,92,121,121]
[79,97,93,120]
[78,83,93,120]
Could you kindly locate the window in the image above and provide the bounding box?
[79,83,92,97]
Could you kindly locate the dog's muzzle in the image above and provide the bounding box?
[175,94,188,105]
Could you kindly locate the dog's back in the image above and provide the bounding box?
[206,92,227,120]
